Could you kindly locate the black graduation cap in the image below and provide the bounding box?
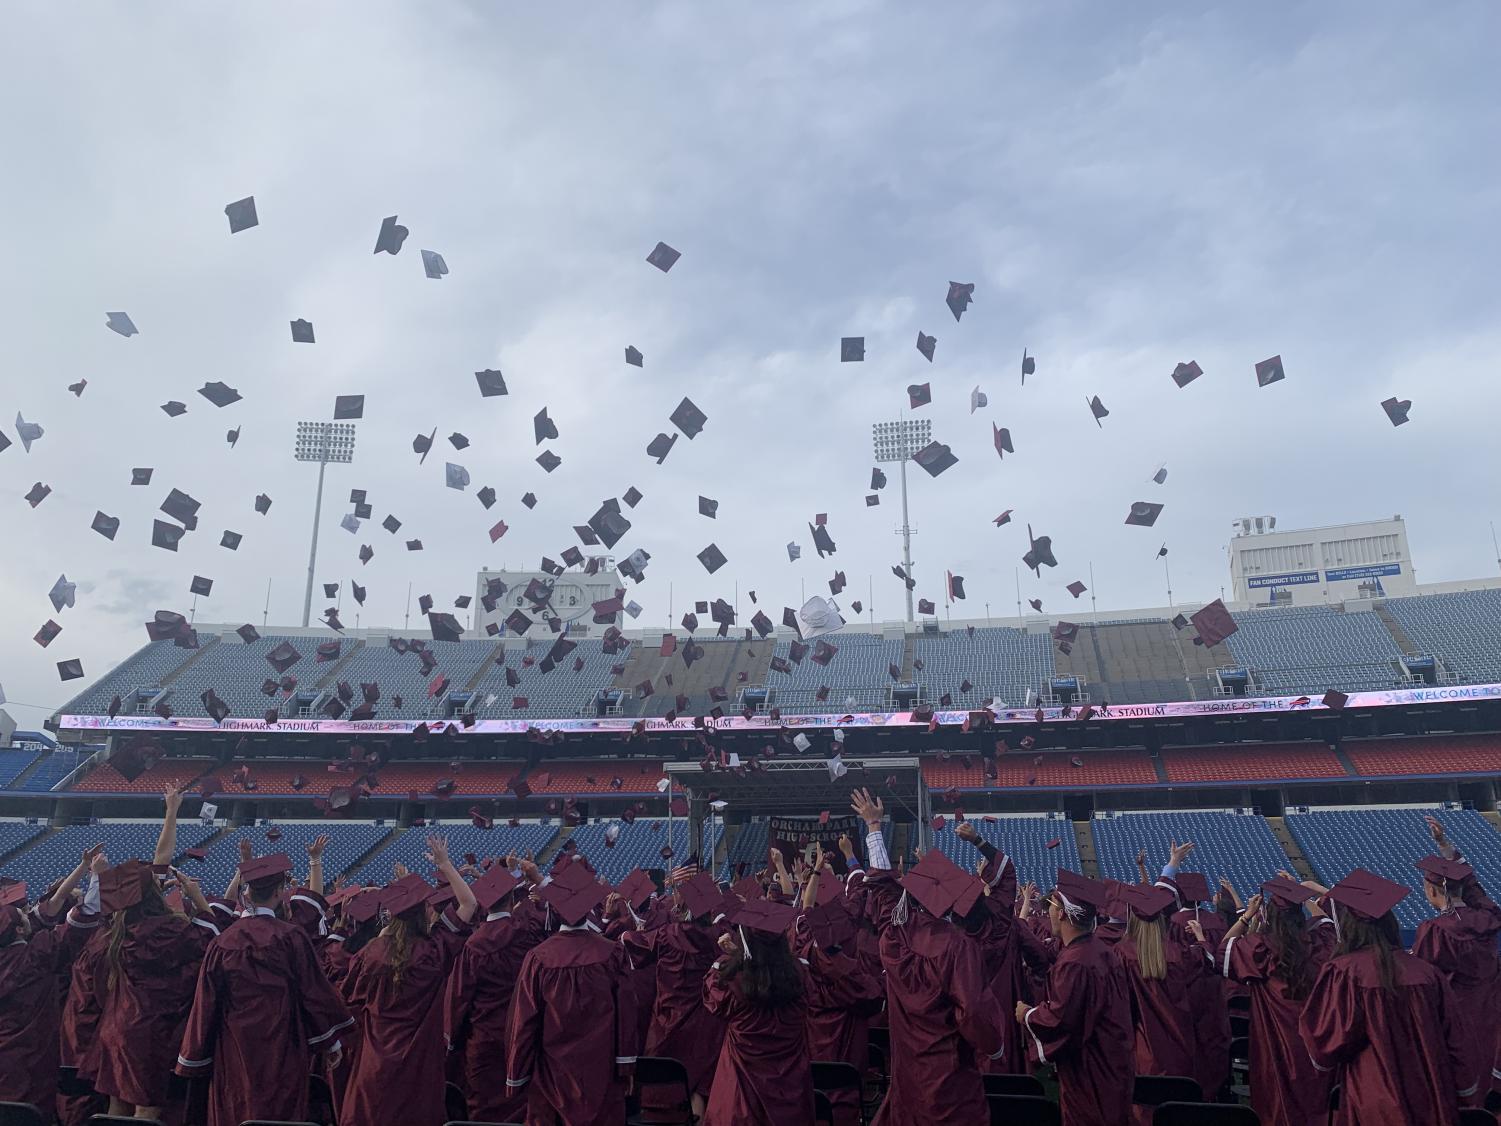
[473,367,509,398]
[429,612,463,643]
[912,441,957,477]
[225,196,258,232]
[948,573,966,600]
[1157,544,1168,558]
[1021,349,1036,384]
[536,450,561,473]
[1152,465,1168,485]
[521,492,537,509]
[625,346,643,367]
[505,609,533,635]
[35,619,61,646]
[199,382,243,408]
[412,429,436,463]
[1087,395,1109,426]
[908,383,932,408]
[353,502,372,519]
[1022,525,1057,575]
[106,311,139,337]
[622,486,643,508]
[1171,361,1202,388]
[160,401,188,417]
[238,623,260,643]
[131,468,153,485]
[266,641,302,672]
[534,408,559,444]
[24,482,50,508]
[993,425,1014,457]
[290,319,315,343]
[226,427,241,448]
[588,501,631,549]
[1171,612,1188,630]
[871,467,887,490]
[1125,501,1164,527]
[560,546,584,568]
[473,486,495,510]
[916,332,936,362]
[698,496,718,519]
[376,514,400,535]
[91,511,120,540]
[189,575,213,597]
[320,582,338,599]
[254,494,273,514]
[160,488,201,530]
[698,544,727,574]
[1066,580,1086,599]
[1255,355,1286,387]
[374,214,408,255]
[421,249,448,279]
[1381,397,1412,427]
[810,522,836,558]
[351,581,366,605]
[840,337,864,362]
[449,432,470,451]
[946,281,974,321]
[540,557,564,577]
[151,520,186,551]
[56,658,84,681]
[406,539,423,551]
[830,571,846,594]
[68,378,87,396]
[646,432,677,463]
[670,398,707,439]
[333,395,364,420]
[646,241,680,272]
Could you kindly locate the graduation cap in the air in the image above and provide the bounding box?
[150,519,186,551]
[429,613,463,643]
[993,425,1013,458]
[908,383,931,409]
[1086,395,1109,426]
[56,657,84,681]
[625,345,644,367]
[947,573,965,601]
[1255,355,1286,387]
[255,494,273,515]
[646,432,677,464]
[1171,361,1202,388]
[421,249,449,279]
[290,318,315,344]
[1189,599,1237,648]
[445,463,470,491]
[450,432,470,450]
[15,414,43,452]
[969,386,988,414]
[1125,501,1164,527]
[912,441,957,477]
[916,332,936,362]
[670,398,707,439]
[1381,397,1412,427]
[189,575,213,597]
[333,395,364,420]
[266,641,302,673]
[92,511,120,540]
[809,521,837,557]
[48,574,76,612]
[646,241,680,272]
[34,620,61,647]
[67,379,86,397]
[374,214,408,255]
[695,495,720,521]
[411,429,437,463]
[945,281,974,322]
[1156,544,1168,558]
[621,485,643,508]
[224,195,259,232]
[698,544,727,574]
[1151,464,1168,485]
[160,401,187,418]
[199,382,242,408]
[840,337,864,362]
[475,369,507,398]
[1022,525,1057,575]
[106,311,138,337]
[533,408,559,444]
[1322,689,1349,711]
[536,450,561,473]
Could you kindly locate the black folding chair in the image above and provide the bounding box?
[444,1081,469,1124]
[1226,994,1250,1014]
[1228,1013,1251,1040]
[987,1093,1061,1126]
[57,1066,94,1099]
[813,1090,836,1126]
[1459,1110,1496,1126]
[1152,1103,1260,1125]
[627,1056,698,1125]
[1133,1075,1203,1107]
[984,1073,1045,1098]
[0,1102,46,1126]
[811,1061,866,1126]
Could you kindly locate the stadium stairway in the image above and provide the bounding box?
[309,641,369,698]
[1052,620,1230,705]
[9,755,57,792]
[1373,603,1420,657]
[462,642,508,694]
[157,635,222,690]
[536,826,573,865]
[1263,816,1316,880]
[1072,820,1099,879]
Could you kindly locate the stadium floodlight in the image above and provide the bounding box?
[872,418,931,624]
[294,421,357,628]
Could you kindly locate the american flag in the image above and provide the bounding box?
[668,855,700,884]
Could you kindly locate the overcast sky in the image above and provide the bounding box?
[2,2,1499,721]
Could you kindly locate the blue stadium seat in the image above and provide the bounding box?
[312,638,498,720]
[185,821,394,894]
[1,821,218,892]
[0,820,48,864]
[1383,589,1501,685]
[1224,607,1403,695]
[350,821,558,884]
[469,638,628,717]
[767,633,905,714]
[911,628,1055,709]
[56,639,201,717]
[930,815,1081,889]
[0,750,42,789]
[565,820,722,885]
[16,749,87,792]
[1092,811,1289,899]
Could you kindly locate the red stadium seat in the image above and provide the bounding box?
[1346,735,1501,778]
[924,751,1158,789]
[526,761,664,794]
[70,757,216,794]
[1161,744,1347,783]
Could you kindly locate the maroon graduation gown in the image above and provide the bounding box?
[794,929,884,1126]
[1170,907,1231,1097]
[340,909,472,1126]
[971,886,1054,1076]
[0,909,95,1113]
[1114,932,1199,1107]
[505,927,639,1126]
[176,911,354,1126]
[860,874,1005,1126]
[620,919,726,1097]
[701,963,814,1126]
[86,912,218,1108]
[443,908,545,1123]
[1411,870,1501,1104]
[317,935,358,1121]
[1220,929,1332,1126]
[1299,946,1471,1125]
[58,925,110,1126]
[1021,932,1135,1126]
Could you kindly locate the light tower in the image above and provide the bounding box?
[294,421,356,627]
[872,418,931,623]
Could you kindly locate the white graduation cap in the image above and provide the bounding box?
[969,386,988,413]
[656,777,671,793]
[709,799,728,811]
[445,463,470,490]
[826,754,848,781]
[605,823,622,845]
[200,802,219,824]
[625,600,643,619]
[421,249,449,279]
[793,733,812,752]
[833,728,846,744]
[48,574,76,612]
[798,595,846,641]
[15,413,43,453]
[340,513,362,534]
[787,542,801,562]
[726,752,742,768]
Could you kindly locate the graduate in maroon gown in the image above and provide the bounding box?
[1114,882,1199,1117]
[619,869,728,1117]
[340,837,478,1126]
[602,868,665,1050]
[1410,815,1501,1107]
[0,862,98,1118]
[848,789,1005,1126]
[443,856,546,1123]
[505,857,639,1126]
[1017,869,1134,1126]
[1164,870,1231,1098]
[702,897,814,1125]
[320,888,382,1123]
[1210,876,1332,1126]
[176,852,354,1126]
[86,860,219,1119]
[1299,868,1472,1125]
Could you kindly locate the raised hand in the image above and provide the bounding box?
[1425,815,1447,845]
[1185,918,1206,943]
[307,834,329,860]
[717,931,740,957]
[239,839,254,864]
[163,782,186,815]
[1136,847,1147,867]
[1242,892,1264,920]
[392,862,410,880]
[90,850,110,876]
[426,836,451,868]
[956,821,979,843]
[81,842,104,868]
[837,833,855,858]
[1168,839,1195,866]
[850,787,885,830]
[517,856,543,885]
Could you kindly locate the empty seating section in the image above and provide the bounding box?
[18,749,87,792]
[188,821,393,893]
[309,639,497,720]
[0,820,47,861]
[59,639,201,716]
[161,634,351,719]
[1384,589,1501,684]
[72,756,216,794]
[616,637,747,718]
[351,821,558,883]
[1285,807,1501,930]
[721,821,770,880]
[566,820,723,885]
[471,638,628,717]
[911,628,1054,709]
[0,749,42,788]
[528,761,664,794]
[204,759,525,797]
[1,821,218,891]
[1092,811,1290,895]
[1224,607,1403,695]
[923,752,1158,789]
[930,816,1080,889]
[1162,744,1347,784]
[1346,736,1501,778]
[769,633,904,714]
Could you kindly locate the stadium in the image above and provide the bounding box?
[9,516,1501,943]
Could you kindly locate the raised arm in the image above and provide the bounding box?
[306,834,329,896]
[770,849,794,898]
[43,843,102,919]
[802,844,827,910]
[154,783,187,866]
[1135,846,1150,886]
[429,836,478,923]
